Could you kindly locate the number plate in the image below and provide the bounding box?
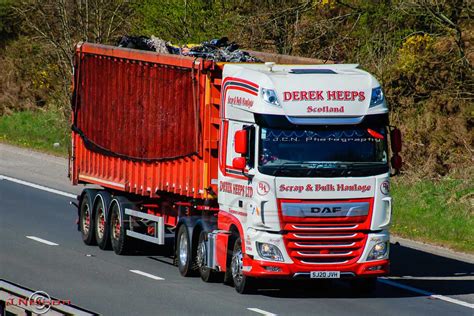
[310,271,340,279]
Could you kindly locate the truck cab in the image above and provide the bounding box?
[214,63,402,292]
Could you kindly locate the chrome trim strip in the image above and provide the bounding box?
[292,233,358,239]
[294,242,356,248]
[300,260,350,264]
[291,224,359,230]
[293,272,356,278]
[296,251,353,257]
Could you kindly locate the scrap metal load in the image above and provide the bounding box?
[117,36,262,62]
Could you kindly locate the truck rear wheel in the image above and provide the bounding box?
[197,231,223,283]
[79,192,96,245]
[109,199,133,255]
[176,225,197,277]
[94,191,111,250]
[231,237,255,294]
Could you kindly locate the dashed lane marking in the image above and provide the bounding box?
[129,270,164,281]
[247,308,277,316]
[26,236,59,246]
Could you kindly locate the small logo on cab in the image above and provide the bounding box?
[380,181,390,195]
[257,181,270,196]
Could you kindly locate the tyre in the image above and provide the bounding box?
[94,191,111,250]
[176,224,197,277]
[350,277,377,294]
[197,231,223,283]
[79,191,96,245]
[231,237,255,294]
[109,198,133,255]
[223,232,237,285]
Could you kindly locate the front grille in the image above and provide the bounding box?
[281,200,372,266]
[285,230,367,264]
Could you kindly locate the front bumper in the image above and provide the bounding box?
[242,255,389,279]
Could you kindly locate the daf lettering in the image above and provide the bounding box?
[311,206,342,214]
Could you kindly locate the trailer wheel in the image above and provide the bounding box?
[176,225,197,277]
[231,237,255,294]
[79,192,96,245]
[94,192,111,250]
[197,231,223,283]
[109,199,133,255]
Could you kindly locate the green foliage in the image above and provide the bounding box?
[0,108,69,155]
[0,0,18,45]
[132,0,233,44]
[0,36,62,115]
[391,177,474,253]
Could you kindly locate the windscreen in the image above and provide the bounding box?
[259,126,388,177]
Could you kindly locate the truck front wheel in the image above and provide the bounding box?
[231,237,255,294]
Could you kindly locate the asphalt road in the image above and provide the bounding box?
[1,143,473,315]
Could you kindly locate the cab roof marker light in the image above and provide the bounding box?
[370,86,384,107]
[261,88,280,107]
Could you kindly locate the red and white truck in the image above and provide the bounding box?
[70,42,402,293]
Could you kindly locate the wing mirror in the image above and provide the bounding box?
[232,157,246,170]
[391,154,403,170]
[234,130,248,154]
[390,127,402,175]
[390,128,402,153]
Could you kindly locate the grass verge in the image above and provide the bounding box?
[391,177,473,253]
[0,109,69,156]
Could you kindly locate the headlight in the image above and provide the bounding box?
[370,87,384,107]
[261,88,280,107]
[367,241,389,261]
[256,242,284,261]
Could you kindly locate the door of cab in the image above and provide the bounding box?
[218,120,255,222]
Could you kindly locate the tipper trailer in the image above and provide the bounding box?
[70,42,402,293]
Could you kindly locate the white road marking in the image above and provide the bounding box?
[379,278,474,309]
[0,175,76,199]
[26,236,59,246]
[247,308,277,316]
[387,276,474,281]
[129,270,164,281]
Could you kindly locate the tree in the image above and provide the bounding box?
[13,0,135,91]
[132,0,232,44]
